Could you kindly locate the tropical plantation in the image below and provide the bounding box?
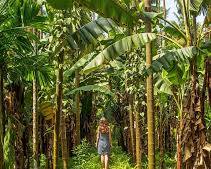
[0,0,211,169]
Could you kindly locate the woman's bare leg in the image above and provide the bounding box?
[105,154,109,169]
[101,155,105,169]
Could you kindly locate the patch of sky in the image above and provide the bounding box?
[164,0,205,23]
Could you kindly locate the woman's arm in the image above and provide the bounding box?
[96,126,99,147]
[109,127,112,147]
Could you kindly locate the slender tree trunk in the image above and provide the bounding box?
[159,112,164,169]
[60,111,68,169]
[144,0,155,169]
[181,0,192,46]
[75,70,80,145]
[9,83,24,169]
[53,50,64,169]
[163,0,166,19]
[0,66,4,169]
[177,117,183,169]
[135,99,141,169]
[176,2,192,169]
[33,73,39,169]
[128,94,135,161]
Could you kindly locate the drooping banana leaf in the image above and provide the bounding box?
[67,17,121,50]
[47,0,139,26]
[64,53,96,77]
[189,0,204,14]
[154,74,173,95]
[145,46,197,75]
[82,33,156,74]
[67,83,114,96]
[163,24,186,42]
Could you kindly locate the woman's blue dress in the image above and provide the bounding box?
[98,132,110,155]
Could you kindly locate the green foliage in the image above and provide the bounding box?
[141,153,176,169]
[64,53,96,77]
[39,154,47,169]
[68,140,134,169]
[146,47,197,75]
[190,0,204,14]
[46,0,139,26]
[69,140,101,169]
[83,33,156,74]
[67,83,114,96]
[205,103,211,130]
[64,140,177,169]
[109,146,134,169]
[47,0,73,10]
[77,0,138,26]
[4,121,15,169]
[69,17,120,50]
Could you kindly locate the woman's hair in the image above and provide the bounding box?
[99,117,109,134]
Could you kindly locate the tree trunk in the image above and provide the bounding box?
[0,66,4,169]
[159,113,164,169]
[53,50,64,169]
[33,74,39,169]
[163,0,166,19]
[7,83,25,169]
[60,111,68,169]
[75,69,80,145]
[128,94,135,161]
[144,0,155,169]
[135,99,141,169]
[181,0,192,46]
[177,118,182,169]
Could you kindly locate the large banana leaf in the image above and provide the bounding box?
[78,0,138,26]
[67,83,114,96]
[146,47,197,74]
[163,24,186,42]
[154,74,173,95]
[190,0,203,13]
[159,17,187,41]
[67,17,121,50]
[64,53,96,77]
[82,33,156,74]
[189,0,211,14]
[47,0,139,26]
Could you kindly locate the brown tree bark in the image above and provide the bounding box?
[75,69,80,145]
[128,94,135,161]
[33,73,39,169]
[53,50,64,169]
[135,99,141,169]
[60,111,68,169]
[158,111,164,169]
[177,118,183,169]
[144,0,155,168]
[0,65,4,169]
[7,83,25,169]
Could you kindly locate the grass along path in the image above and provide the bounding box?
[56,140,176,169]
[64,140,134,169]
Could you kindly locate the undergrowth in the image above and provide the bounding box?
[68,140,134,169]
[57,139,176,169]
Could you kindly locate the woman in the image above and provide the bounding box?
[96,117,112,169]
